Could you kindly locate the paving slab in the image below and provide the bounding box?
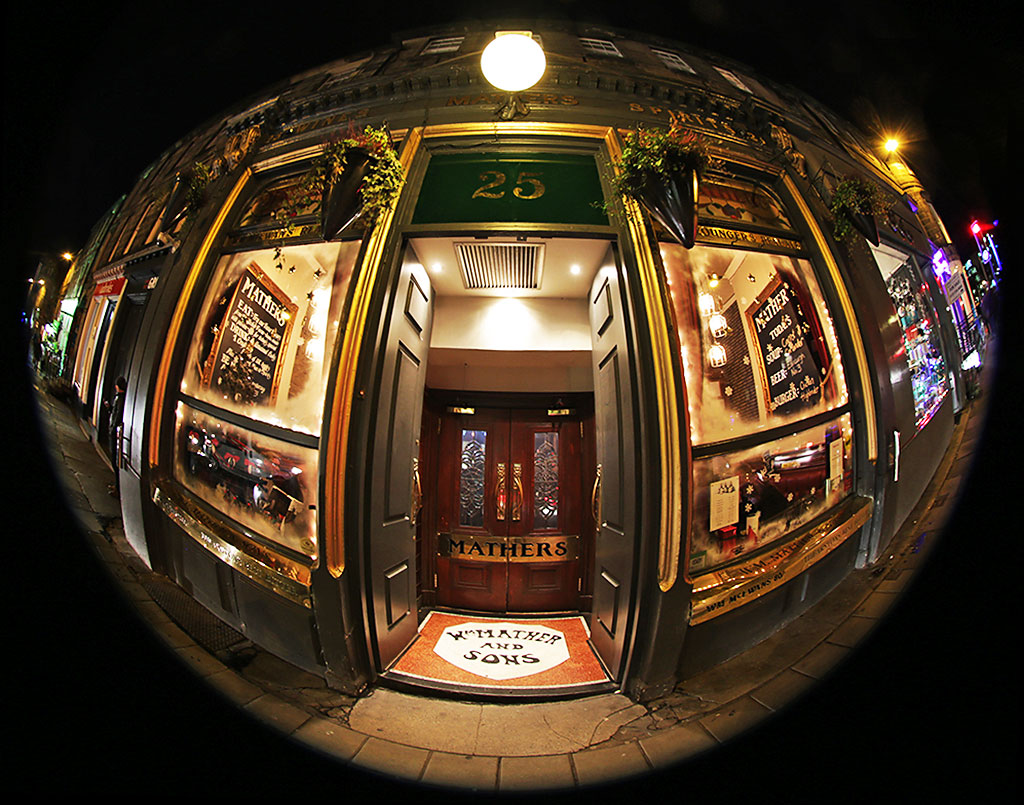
[638,722,717,769]
[498,753,575,791]
[351,737,429,782]
[350,689,482,754]
[572,741,650,787]
[243,693,313,734]
[421,751,499,791]
[698,695,773,743]
[748,668,818,712]
[791,640,850,680]
[292,718,367,760]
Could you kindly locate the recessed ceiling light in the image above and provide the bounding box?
[431,263,442,273]
[570,264,581,275]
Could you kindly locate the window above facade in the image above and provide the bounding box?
[714,66,753,93]
[579,37,622,57]
[420,36,464,56]
[650,47,697,74]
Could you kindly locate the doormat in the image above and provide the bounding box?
[385,612,613,696]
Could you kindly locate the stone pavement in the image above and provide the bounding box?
[19,332,1010,796]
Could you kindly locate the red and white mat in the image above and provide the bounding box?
[386,611,612,694]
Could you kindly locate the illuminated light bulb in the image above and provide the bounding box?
[709,312,727,338]
[431,263,442,273]
[481,32,546,92]
[708,343,727,367]
[709,273,720,288]
[570,263,581,275]
[885,138,900,153]
[698,292,715,317]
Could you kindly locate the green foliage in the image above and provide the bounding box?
[829,175,892,242]
[610,114,711,201]
[273,124,404,232]
[183,161,214,221]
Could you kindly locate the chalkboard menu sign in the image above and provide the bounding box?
[747,276,823,417]
[202,264,297,406]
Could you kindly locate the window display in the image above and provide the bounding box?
[173,402,319,558]
[869,243,948,430]
[689,414,853,573]
[662,243,848,445]
[180,241,360,435]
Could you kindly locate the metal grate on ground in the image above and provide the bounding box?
[139,574,246,654]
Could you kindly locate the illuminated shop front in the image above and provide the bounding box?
[56,23,963,700]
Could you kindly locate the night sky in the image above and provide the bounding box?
[6,1,1017,799]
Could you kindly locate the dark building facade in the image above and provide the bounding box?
[52,21,966,702]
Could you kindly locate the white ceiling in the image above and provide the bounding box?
[408,236,610,299]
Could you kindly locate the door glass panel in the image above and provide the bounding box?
[459,429,487,527]
[533,431,559,529]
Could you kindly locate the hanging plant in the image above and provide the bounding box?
[606,115,714,248]
[272,123,404,239]
[829,175,892,245]
[183,161,215,221]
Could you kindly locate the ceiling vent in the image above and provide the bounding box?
[455,242,545,290]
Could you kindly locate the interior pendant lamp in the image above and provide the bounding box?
[481,31,546,119]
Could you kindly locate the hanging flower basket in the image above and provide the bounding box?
[829,175,891,246]
[320,147,373,240]
[609,117,711,248]
[274,124,405,242]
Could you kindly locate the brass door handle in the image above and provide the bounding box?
[496,462,506,521]
[511,462,523,521]
[591,463,602,526]
[411,457,422,526]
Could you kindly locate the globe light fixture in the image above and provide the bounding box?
[481,32,546,92]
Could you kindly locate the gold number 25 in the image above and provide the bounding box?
[472,170,546,200]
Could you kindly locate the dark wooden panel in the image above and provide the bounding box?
[384,342,421,523]
[384,561,411,627]
[595,567,621,638]
[404,273,429,334]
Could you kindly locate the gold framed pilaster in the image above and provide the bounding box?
[603,127,685,593]
[324,127,424,578]
[783,173,878,462]
[148,167,252,468]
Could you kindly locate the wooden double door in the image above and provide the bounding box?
[432,404,591,613]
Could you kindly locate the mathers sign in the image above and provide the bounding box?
[432,621,570,680]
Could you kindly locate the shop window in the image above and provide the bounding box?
[868,242,949,430]
[650,47,697,74]
[173,402,319,558]
[579,38,622,58]
[662,243,848,446]
[236,175,320,230]
[698,178,795,231]
[178,241,360,436]
[689,413,853,574]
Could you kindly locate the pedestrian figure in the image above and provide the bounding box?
[106,376,127,496]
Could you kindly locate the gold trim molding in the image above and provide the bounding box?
[604,127,684,593]
[324,127,425,578]
[783,173,877,462]
[148,168,253,468]
[153,486,312,608]
[689,496,872,624]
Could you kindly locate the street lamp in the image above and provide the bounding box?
[481,32,546,119]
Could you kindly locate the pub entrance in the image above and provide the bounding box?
[362,233,641,684]
[429,400,594,614]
